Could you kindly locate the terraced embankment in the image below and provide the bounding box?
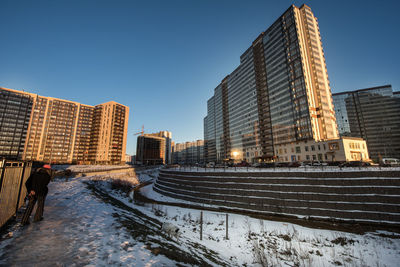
[154,169,400,226]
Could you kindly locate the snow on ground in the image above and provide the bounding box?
[1,168,399,266]
[52,164,133,173]
[0,176,177,266]
[89,173,140,188]
[136,167,162,183]
[125,170,400,266]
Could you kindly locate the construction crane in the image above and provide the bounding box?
[134,125,145,136]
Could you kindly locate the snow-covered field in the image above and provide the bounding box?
[1,168,399,266]
[52,164,133,173]
[137,171,400,266]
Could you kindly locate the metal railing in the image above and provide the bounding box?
[168,165,400,173]
[0,159,32,228]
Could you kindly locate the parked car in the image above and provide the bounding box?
[327,161,343,166]
[275,162,290,167]
[311,161,328,166]
[206,162,215,168]
[339,161,371,167]
[300,161,312,167]
[257,162,276,168]
[234,161,251,167]
[380,158,400,167]
[288,162,301,168]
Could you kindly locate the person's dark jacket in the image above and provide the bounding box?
[25,168,52,196]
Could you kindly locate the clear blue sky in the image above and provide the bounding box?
[1,0,399,155]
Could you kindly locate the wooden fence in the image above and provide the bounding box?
[0,159,32,228]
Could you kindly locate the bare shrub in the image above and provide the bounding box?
[278,234,292,242]
[252,240,269,267]
[151,204,165,217]
[331,237,355,246]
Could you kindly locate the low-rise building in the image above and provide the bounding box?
[333,85,400,162]
[275,137,369,163]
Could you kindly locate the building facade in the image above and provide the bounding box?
[148,131,172,164]
[172,140,204,165]
[333,85,400,162]
[135,131,172,165]
[204,4,338,164]
[136,135,166,165]
[275,137,369,163]
[0,87,129,165]
[0,89,33,160]
[88,101,129,165]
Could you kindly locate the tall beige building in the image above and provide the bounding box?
[0,87,129,165]
[89,101,129,165]
[294,4,338,142]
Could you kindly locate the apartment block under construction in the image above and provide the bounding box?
[0,87,129,165]
[136,131,172,165]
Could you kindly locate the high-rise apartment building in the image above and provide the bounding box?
[172,140,204,165]
[0,89,33,160]
[0,87,129,165]
[333,85,400,162]
[204,4,338,163]
[23,95,94,164]
[89,102,129,165]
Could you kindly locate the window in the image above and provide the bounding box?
[323,144,326,150]
[329,142,339,150]
[318,145,321,151]
[305,146,309,151]
[312,155,317,160]
[311,145,315,151]
[296,146,301,153]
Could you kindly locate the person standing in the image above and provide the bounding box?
[21,164,53,225]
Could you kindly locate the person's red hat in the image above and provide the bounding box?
[43,164,52,169]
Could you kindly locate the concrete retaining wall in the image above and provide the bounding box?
[154,170,400,225]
